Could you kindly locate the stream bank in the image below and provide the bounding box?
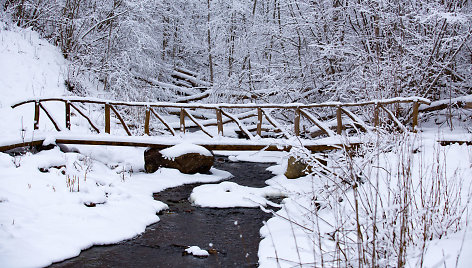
[50,157,277,267]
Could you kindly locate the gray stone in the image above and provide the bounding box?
[144,147,214,174]
[284,156,312,179]
[284,156,327,179]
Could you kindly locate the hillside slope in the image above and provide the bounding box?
[0,22,67,139]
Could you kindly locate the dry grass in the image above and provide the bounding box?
[267,132,472,267]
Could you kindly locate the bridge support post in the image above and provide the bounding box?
[412,101,419,132]
[145,106,150,135]
[216,108,223,136]
[294,108,300,136]
[65,101,71,130]
[336,106,343,135]
[105,104,111,134]
[180,108,185,134]
[34,101,40,130]
[257,108,262,137]
[374,104,380,129]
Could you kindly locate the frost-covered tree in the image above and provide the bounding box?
[2,0,471,103]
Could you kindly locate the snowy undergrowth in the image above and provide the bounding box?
[0,145,231,267]
[258,132,472,267]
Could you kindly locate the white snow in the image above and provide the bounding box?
[0,146,231,267]
[216,150,286,163]
[257,133,472,268]
[1,21,472,268]
[190,181,283,208]
[160,142,213,158]
[0,22,68,142]
[0,24,234,267]
[185,246,210,257]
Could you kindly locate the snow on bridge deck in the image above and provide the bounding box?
[0,133,360,153]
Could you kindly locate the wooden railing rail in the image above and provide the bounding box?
[13,97,430,138]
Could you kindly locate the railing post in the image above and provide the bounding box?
[180,108,185,134]
[412,101,419,132]
[105,103,111,134]
[294,108,301,136]
[65,101,71,130]
[34,101,40,130]
[144,106,150,135]
[216,108,223,136]
[336,105,343,135]
[374,104,380,129]
[257,107,262,137]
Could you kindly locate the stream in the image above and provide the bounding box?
[50,157,277,267]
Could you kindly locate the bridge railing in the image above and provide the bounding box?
[11,97,430,139]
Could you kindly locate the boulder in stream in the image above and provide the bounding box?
[284,155,327,179]
[144,143,214,174]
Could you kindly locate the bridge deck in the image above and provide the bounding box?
[0,134,360,153]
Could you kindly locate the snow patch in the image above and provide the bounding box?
[185,246,209,257]
[160,142,213,159]
[190,181,283,208]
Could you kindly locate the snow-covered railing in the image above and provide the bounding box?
[11,96,430,139]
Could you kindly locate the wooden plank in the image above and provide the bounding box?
[216,108,223,136]
[189,110,257,127]
[53,139,360,152]
[183,109,213,138]
[0,137,361,153]
[336,106,343,135]
[220,110,254,139]
[257,107,262,137]
[340,107,371,133]
[412,101,419,132]
[261,109,291,138]
[439,140,472,146]
[65,102,71,130]
[39,103,61,131]
[109,105,132,136]
[180,108,185,133]
[34,101,40,130]
[300,109,335,137]
[105,104,111,134]
[0,140,45,152]
[69,103,100,133]
[149,108,176,136]
[11,96,431,110]
[380,105,408,132]
[144,107,150,135]
[294,108,300,136]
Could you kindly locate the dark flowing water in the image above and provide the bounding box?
[50,158,276,268]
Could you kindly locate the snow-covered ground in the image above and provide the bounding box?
[0,23,233,267]
[1,22,472,268]
[255,133,472,268]
[0,145,231,267]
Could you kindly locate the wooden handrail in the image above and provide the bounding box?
[12,96,430,138]
[11,96,430,109]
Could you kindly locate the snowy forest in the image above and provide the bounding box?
[3,0,472,103]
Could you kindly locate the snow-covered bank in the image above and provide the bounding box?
[0,22,68,141]
[0,145,231,267]
[256,132,472,267]
[0,24,234,267]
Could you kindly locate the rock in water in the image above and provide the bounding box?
[284,156,312,179]
[144,144,214,174]
[284,155,327,179]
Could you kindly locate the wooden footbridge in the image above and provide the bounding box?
[1,96,430,152]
